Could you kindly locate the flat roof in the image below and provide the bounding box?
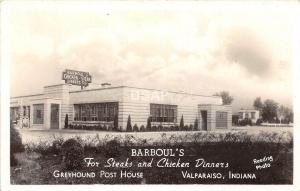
[11,84,221,99]
[239,109,259,111]
[11,93,44,99]
[70,85,221,98]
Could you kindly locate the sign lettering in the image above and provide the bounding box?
[62,69,92,88]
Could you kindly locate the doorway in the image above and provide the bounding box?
[201,110,207,130]
[50,104,59,129]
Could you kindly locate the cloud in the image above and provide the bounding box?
[225,27,272,77]
[8,4,293,111]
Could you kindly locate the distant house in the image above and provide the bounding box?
[238,109,260,124]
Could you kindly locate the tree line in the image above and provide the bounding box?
[213,91,293,124]
[253,97,293,124]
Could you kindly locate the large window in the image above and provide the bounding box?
[216,111,228,128]
[150,104,177,123]
[74,102,118,122]
[33,104,44,124]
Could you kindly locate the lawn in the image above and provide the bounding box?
[18,126,293,144]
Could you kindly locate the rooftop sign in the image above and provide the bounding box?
[62,69,92,89]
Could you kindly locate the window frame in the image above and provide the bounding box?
[150,103,177,123]
[216,111,228,128]
[33,104,44,124]
[74,102,118,122]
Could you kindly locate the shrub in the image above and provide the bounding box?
[152,126,157,131]
[126,115,132,132]
[158,125,163,131]
[174,125,179,131]
[184,125,189,131]
[105,139,121,158]
[61,138,84,170]
[64,114,68,129]
[108,124,113,131]
[162,126,169,131]
[105,124,109,130]
[189,124,193,131]
[10,121,24,166]
[170,126,174,131]
[194,118,199,131]
[146,117,151,131]
[239,118,252,126]
[256,118,263,125]
[133,124,139,132]
[140,125,146,132]
[50,137,64,155]
[99,124,103,131]
[90,125,96,130]
[180,115,184,130]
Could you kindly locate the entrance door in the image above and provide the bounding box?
[51,104,59,129]
[201,110,207,130]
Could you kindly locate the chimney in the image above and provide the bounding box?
[101,83,111,88]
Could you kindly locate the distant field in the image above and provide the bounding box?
[17,125,293,144]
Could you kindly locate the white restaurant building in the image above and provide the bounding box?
[10,84,232,131]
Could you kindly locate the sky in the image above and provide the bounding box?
[6,1,295,111]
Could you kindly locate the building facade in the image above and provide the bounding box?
[10,84,232,131]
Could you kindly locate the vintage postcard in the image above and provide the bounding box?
[1,1,300,191]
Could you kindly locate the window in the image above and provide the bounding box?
[216,111,228,128]
[27,106,30,119]
[33,104,44,124]
[74,105,80,121]
[22,106,30,118]
[90,105,97,121]
[74,102,118,122]
[245,112,249,119]
[150,104,177,122]
[251,112,255,119]
[23,106,26,117]
[238,112,243,119]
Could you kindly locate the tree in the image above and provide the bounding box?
[194,118,199,131]
[180,115,184,130]
[277,105,293,124]
[64,114,69,129]
[287,111,294,123]
[213,91,234,105]
[133,124,139,132]
[262,99,278,123]
[146,116,151,131]
[11,120,24,166]
[126,115,132,132]
[253,97,263,112]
